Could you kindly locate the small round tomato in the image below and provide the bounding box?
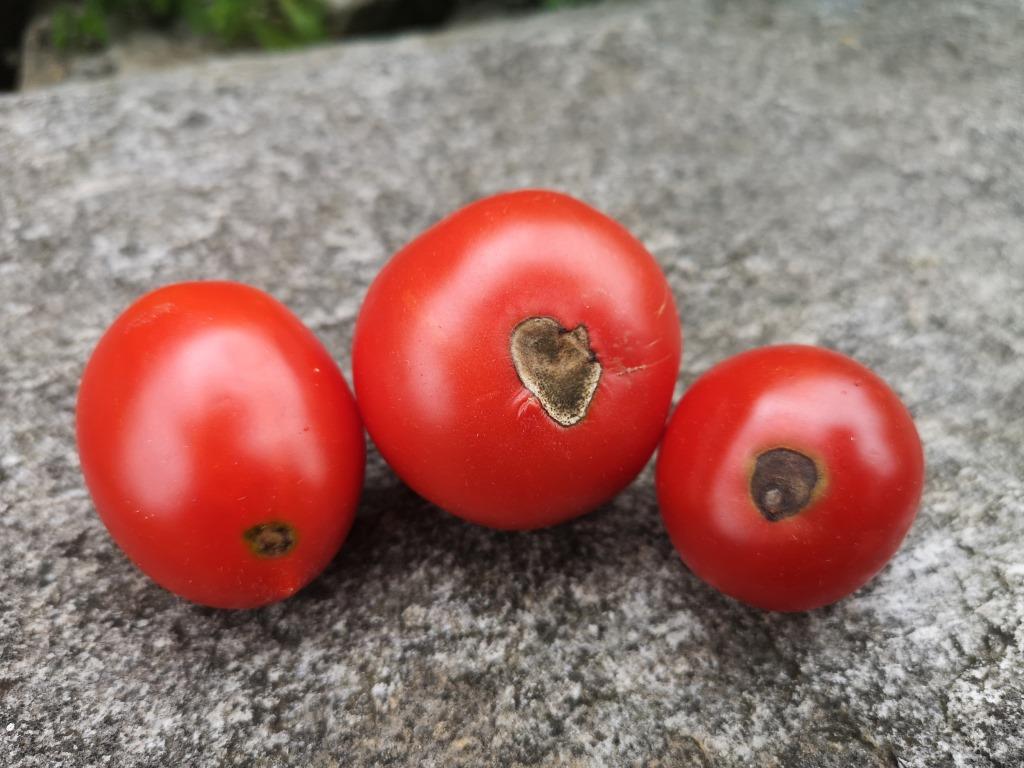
[353,190,682,530]
[656,345,924,612]
[76,282,365,609]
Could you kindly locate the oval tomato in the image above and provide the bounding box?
[353,190,682,529]
[656,345,924,611]
[76,282,365,609]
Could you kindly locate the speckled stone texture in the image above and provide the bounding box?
[1,1,1022,765]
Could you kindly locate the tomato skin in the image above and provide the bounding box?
[76,282,365,609]
[656,345,924,612]
[353,190,682,530]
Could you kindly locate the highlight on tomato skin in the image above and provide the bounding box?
[75,281,366,609]
[352,189,683,531]
[655,344,924,612]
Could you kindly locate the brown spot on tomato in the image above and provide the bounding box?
[750,448,820,521]
[510,316,601,427]
[244,522,297,558]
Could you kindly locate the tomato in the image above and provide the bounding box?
[76,282,365,609]
[655,348,929,614]
[353,190,682,529]
[656,345,924,611]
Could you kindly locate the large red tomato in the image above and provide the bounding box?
[657,345,924,611]
[353,190,682,529]
[76,282,365,609]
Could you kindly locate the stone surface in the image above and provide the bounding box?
[1,0,1023,765]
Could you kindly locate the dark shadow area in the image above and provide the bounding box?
[346,0,462,35]
[1,1,32,90]
[346,0,538,36]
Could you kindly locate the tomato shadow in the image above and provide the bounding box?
[169,450,861,680]
[301,453,671,613]
[322,470,840,683]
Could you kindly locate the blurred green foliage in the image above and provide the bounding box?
[49,0,602,52]
[51,0,330,51]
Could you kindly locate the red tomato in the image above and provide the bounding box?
[353,190,682,529]
[657,345,924,611]
[76,282,365,609]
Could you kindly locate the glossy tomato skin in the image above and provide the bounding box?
[656,345,924,612]
[353,190,682,530]
[76,282,365,609]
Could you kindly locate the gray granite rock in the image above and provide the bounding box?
[1,0,1023,765]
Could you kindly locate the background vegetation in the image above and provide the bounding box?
[51,0,330,50]
[49,0,596,51]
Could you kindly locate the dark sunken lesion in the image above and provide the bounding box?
[510,316,602,427]
[244,522,297,558]
[751,448,819,522]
